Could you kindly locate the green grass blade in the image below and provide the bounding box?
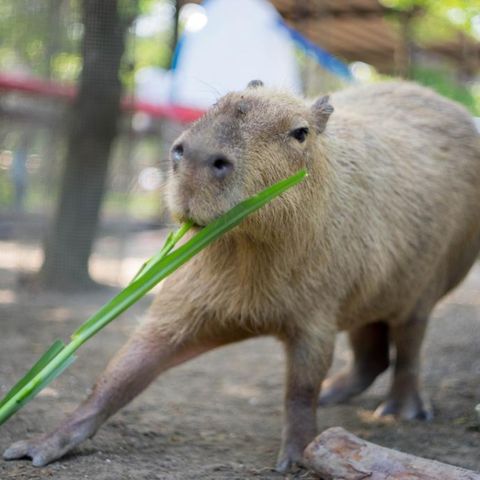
[72,169,307,343]
[130,232,174,284]
[0,354,76,425]
[0,339,65,409]
[130,221,193,284]
[0,169,306,427]
[23,355,77,400]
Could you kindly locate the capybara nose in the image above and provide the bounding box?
[171,143,233,179]
[206,154,234,179]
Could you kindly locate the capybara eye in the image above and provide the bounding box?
[290,127,309,143]
[171,144,184,164]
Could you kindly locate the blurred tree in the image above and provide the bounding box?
[39,0,137,290]
[382,0,480,112]
[382,0,479,66]
[0,0,81,81]
[44,0,63,78]
[381,0,479,42]
[130,0,176,75]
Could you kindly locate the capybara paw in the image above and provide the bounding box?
[275,455,303,474]
[4,437,48,466]
[3,434,71,467]
[275,446,306,473]
[319,369,377,406]
[374,394,433,421]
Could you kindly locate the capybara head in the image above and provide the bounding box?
[167,81,334,227]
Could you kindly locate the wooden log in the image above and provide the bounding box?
[304,427,480,480]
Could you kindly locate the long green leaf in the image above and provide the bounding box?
[0,355,76,425]
[0,340,65,410]
[73,169,307,342]
[0,169,307,426]
[130,221,193,284]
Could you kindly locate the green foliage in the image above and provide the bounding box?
[412,66,480,114]
[50,52,81,82]
[0,0,174,85]
[380,0,480,43]
[128,0,176,73]
[0,172,13,208]
[379,0,480,112]
[134,36,173,70]
[0,0,81,80]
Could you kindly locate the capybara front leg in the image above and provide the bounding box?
[276,328,334,473]
[3,323,221,467]
[375,313,432,420]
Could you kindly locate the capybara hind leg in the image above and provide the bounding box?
[319,322,390,405]
[375,314,432,420]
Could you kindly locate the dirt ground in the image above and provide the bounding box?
[0,230,479,479]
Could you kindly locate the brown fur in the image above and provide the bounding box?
[4,81,480,472]
[166,81,480,334]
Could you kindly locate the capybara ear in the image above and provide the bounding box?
[312,95,334,133]
[247,79,264,89]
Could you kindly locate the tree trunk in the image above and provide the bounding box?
[304,427,480,480]
[44,0,63,79]
[39,0,132,290]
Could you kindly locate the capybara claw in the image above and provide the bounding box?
[275,456,300,474]
[374,395,433,421]
[4,434,72,467]
[3,440,31,460]
[3,438,53,466]
[275,446,306,474]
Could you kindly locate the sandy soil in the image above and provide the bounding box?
[0,232,479,479]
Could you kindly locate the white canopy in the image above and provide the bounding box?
[169,0,301,109]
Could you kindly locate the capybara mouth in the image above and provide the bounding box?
[175,195,231,228]
[174,211,201,227]
[171,205,212,228]
[187,213,219,228]
[189,219,206,228]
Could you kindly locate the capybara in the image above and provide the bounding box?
[4,80,480,472]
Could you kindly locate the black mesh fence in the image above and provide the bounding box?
[0,0,176,290]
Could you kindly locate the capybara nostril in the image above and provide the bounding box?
[171,143,184,170]
[208,154,234,179]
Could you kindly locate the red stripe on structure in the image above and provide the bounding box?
[0,72,205,123]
